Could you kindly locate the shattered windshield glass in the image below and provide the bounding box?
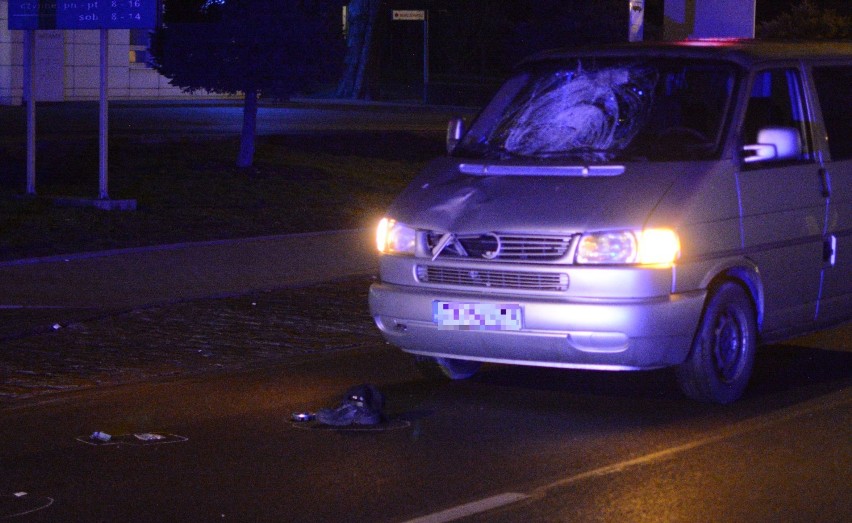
[457,58,739,162]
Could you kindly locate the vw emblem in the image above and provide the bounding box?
[481,233,502,260]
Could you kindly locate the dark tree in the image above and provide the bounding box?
[757,0,851,39]
[430,0,516,78]
[152,0,345,168]
[160,0,210,23]
[336,0,632,102]
[509,0,629,62]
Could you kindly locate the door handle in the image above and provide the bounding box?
[818,167,831,198]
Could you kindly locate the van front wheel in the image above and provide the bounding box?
[415,356,481,380]
[676,282,757,404]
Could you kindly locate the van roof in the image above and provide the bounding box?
[526,40,852,67]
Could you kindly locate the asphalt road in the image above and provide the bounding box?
[1,283,849,521]
[0,100,849,521]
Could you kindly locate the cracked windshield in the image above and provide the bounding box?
[457,58,739,162]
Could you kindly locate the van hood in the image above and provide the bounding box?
[387,157,685,234]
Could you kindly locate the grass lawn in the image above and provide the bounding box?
[0,130,443,261]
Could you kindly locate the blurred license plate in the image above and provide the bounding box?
[433,302,523,331]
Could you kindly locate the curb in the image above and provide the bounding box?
[0,229,367,268]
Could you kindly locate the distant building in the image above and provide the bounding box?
[0,0,220,105]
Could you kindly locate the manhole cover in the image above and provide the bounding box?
[76,432,188,446]
[0,492,53,519]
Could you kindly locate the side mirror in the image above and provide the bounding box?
[742,126,801,163]
[446,117,465,154]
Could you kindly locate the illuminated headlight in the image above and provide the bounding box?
[638,229,681,265]
[576,229,680,266]
[376,218,416,255]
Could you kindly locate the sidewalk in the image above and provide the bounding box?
[0,228,377,339]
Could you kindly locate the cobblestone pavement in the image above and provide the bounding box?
[0,276,384,403]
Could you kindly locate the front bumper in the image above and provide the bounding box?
[369,283,706,370]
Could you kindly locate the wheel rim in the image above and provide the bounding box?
[712,308,748,383]
[437,358,480,379]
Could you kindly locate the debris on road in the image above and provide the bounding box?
[315,383,385,426]
[90,431,111,442]
[291,412,315,422]
[133,433,166,442]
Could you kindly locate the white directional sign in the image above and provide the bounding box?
[393,10,425,21]
[8,0,159,30]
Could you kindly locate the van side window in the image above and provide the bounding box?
[812,66,852,160]
[742,69,812,164]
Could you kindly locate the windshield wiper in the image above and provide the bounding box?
[459,144,647,163]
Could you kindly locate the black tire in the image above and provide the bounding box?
[676,282,757,404]
[414,356,481,380]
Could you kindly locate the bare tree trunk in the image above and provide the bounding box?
[353,0,380,98]
[336,0,365,97]
[237,88,258,169]
[337,0,381,99]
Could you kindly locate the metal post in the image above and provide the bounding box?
[24,30,36,195]
[629,0,645,42]
[99,28,109,200]
[423,10,429,104]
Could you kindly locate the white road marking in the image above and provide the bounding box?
[0,305,92,309]
[402,386,852,523]
[535,386,852,494]
[0,228,368,267]
[402,493,530,523]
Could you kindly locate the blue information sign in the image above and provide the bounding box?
[8,1,158,30]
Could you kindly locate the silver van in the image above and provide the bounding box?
[369,41,851,403]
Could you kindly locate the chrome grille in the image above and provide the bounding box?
[426,232,574,262]
[493,235,573,260]
[417,265,570,292]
